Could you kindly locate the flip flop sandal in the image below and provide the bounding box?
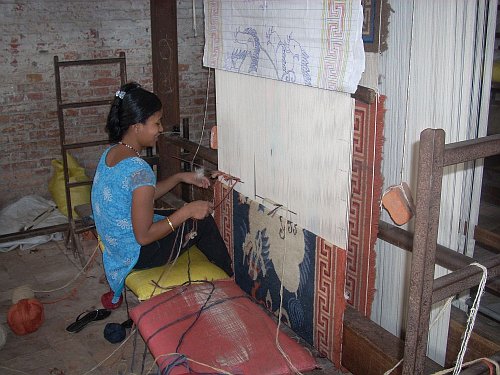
[66,309,112,333]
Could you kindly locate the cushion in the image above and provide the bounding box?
[125,246,229,301]
[48,153,91,218]
[130,279,317,375]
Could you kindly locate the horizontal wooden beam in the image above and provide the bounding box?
[474,226,500,253]
[378,221,471,271]
[342,306,442,375]
[432,255,500,303]
[0,224,69,243]
[160,135,218,165]
[377,221,500,296]
[443,134,500,166]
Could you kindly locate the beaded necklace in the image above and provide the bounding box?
[118,141,141,157]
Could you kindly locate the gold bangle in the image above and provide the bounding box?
[166,216,175,232]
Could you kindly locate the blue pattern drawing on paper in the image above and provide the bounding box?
[266,27,311,85]
[225,26,311,86]
[230,27,261,73]
[203,0,366,94]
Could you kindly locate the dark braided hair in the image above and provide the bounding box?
[106,82,162,142]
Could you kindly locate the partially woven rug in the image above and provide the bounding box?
[214,189,346,367]
[346,96,385,317]
[213,95,385,365]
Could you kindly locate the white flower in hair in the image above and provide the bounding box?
[115,90,125,99]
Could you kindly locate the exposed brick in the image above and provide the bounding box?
[26,73,43,82]
[0,0,212,206]
[63,51,80,61]
[89,77,119,87]
[27,92,43,101]
[193,98,206,105]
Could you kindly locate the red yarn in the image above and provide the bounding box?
[101,291,123,310]
[7,298,44,335]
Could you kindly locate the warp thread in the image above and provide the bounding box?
[452,263,487,375]
[7,298,44,335]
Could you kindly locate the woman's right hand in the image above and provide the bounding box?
[185,200,214,220]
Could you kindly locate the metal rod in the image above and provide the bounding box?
[254,194,298,215]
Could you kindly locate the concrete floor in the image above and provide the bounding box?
[0,237,155,375]
[0,235,345,375]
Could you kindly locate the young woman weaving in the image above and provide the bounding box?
[91,82,233,306]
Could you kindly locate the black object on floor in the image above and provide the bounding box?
[66,309,112,333]
[104,322,126,343]
[121,318,133,329]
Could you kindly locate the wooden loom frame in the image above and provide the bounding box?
[161,127,500,375]
[378,129,500,375]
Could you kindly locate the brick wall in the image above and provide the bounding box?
[0,0,213,207]
[177,0,216,145]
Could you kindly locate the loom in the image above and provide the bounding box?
[131,1,375,373]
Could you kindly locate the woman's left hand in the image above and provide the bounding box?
[181,171,210,189]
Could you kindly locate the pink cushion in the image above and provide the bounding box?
[130,279,317,374]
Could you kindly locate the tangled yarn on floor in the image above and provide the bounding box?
[7,298,44,335]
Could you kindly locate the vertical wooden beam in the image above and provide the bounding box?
[403,128,445,374]
[151,0,181,188]
[150,0,180,127]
